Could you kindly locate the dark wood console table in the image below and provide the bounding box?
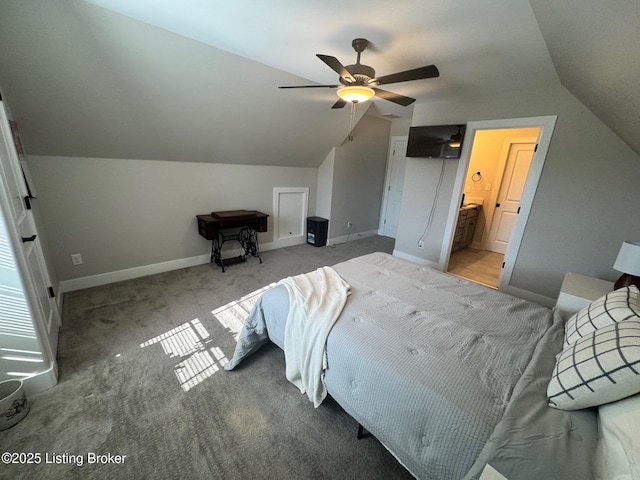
[196,210,268,272]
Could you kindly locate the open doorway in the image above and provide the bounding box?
[447,127,541,288]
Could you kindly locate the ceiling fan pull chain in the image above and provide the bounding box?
[348,102,356,141]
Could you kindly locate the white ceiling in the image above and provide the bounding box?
[0,0,637,166]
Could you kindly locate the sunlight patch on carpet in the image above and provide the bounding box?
[212,283,276,341]
[140,318,227,392]
[140,283,275,392]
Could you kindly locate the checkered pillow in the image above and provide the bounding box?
[548,320,640,410]
[563,286,640,347]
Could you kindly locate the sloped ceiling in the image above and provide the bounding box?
[0,1,363,167]
[529,0,640,156]
[0,0,636,167]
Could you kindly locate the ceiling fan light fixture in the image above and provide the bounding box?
[337,85,375,103]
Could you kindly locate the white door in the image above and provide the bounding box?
[382,138,408,238]
[0,101,60,386]
[487,143,535,254]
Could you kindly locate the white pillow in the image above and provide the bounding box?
[594,393,640,480]
[548,319,640,410]
[563,286,640,347]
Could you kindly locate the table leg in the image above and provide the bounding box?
[239,227,263,264]
[212,238,225,272]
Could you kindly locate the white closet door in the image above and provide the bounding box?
[0,101,59,392]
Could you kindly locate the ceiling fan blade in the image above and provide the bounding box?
[375,65,439,85]
[331,98,347,109]
[373,88,416,106]
[316,54,356,83]
[279,85,339,89]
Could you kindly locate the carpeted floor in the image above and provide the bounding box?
[1,235,414,479]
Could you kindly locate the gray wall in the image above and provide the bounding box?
[316,149,334,225]
[330,116,390,239]
[28,156,317,282]
[27,114,391,286]
[395,83,640,301]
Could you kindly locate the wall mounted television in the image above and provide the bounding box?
[406,124,466,159]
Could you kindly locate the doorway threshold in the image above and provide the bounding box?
[447,248,504,289]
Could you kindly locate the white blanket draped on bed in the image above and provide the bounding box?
[279,266,350,408]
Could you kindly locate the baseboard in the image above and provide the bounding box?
[56,236,557,311]
[503,285,556,308]
[327,229,378,246]
[59,239,289,293]
[392,249,441,269]
[56,230,370,294]
[21,362,58,395]
[392,249,555,307]
[270,235,307,249]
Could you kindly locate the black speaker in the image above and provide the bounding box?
[307,217,328,247]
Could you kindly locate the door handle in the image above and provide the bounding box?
[21,234,37,243]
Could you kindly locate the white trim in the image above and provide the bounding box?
[503,285,556,308]
[56,289,64,313]
[273,187,309,247]
[327,229,378,247]
[498,117,556,291]
[441,115,557,293]
[393,249,555,307]
[60,228,380,294]
[269,235,307,249]
[59,240,281,293]
[19,361,58,395]
[60,255,210,292]
[392,249,440,269]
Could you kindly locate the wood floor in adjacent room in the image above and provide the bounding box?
[447,248,504,289]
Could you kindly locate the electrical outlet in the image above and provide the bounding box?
[418,240,424,248]
[347,221,352,229]
[71,253,83,265]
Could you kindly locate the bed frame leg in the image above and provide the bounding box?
[357,423,365,440]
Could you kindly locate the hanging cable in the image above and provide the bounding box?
[418,158,447,247]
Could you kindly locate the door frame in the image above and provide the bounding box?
[441,115,557,292]
[378,135,408,238]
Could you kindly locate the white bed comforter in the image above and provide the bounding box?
[225,253,598,479]
[279,266,350,407]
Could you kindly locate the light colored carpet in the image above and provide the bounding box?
[1,236,413,479]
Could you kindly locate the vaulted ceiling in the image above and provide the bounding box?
[0,0,637,167]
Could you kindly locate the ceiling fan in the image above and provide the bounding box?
[279,38,439,109]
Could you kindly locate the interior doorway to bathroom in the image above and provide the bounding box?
[446,127,540,288]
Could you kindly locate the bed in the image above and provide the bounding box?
[225,252,640,480]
